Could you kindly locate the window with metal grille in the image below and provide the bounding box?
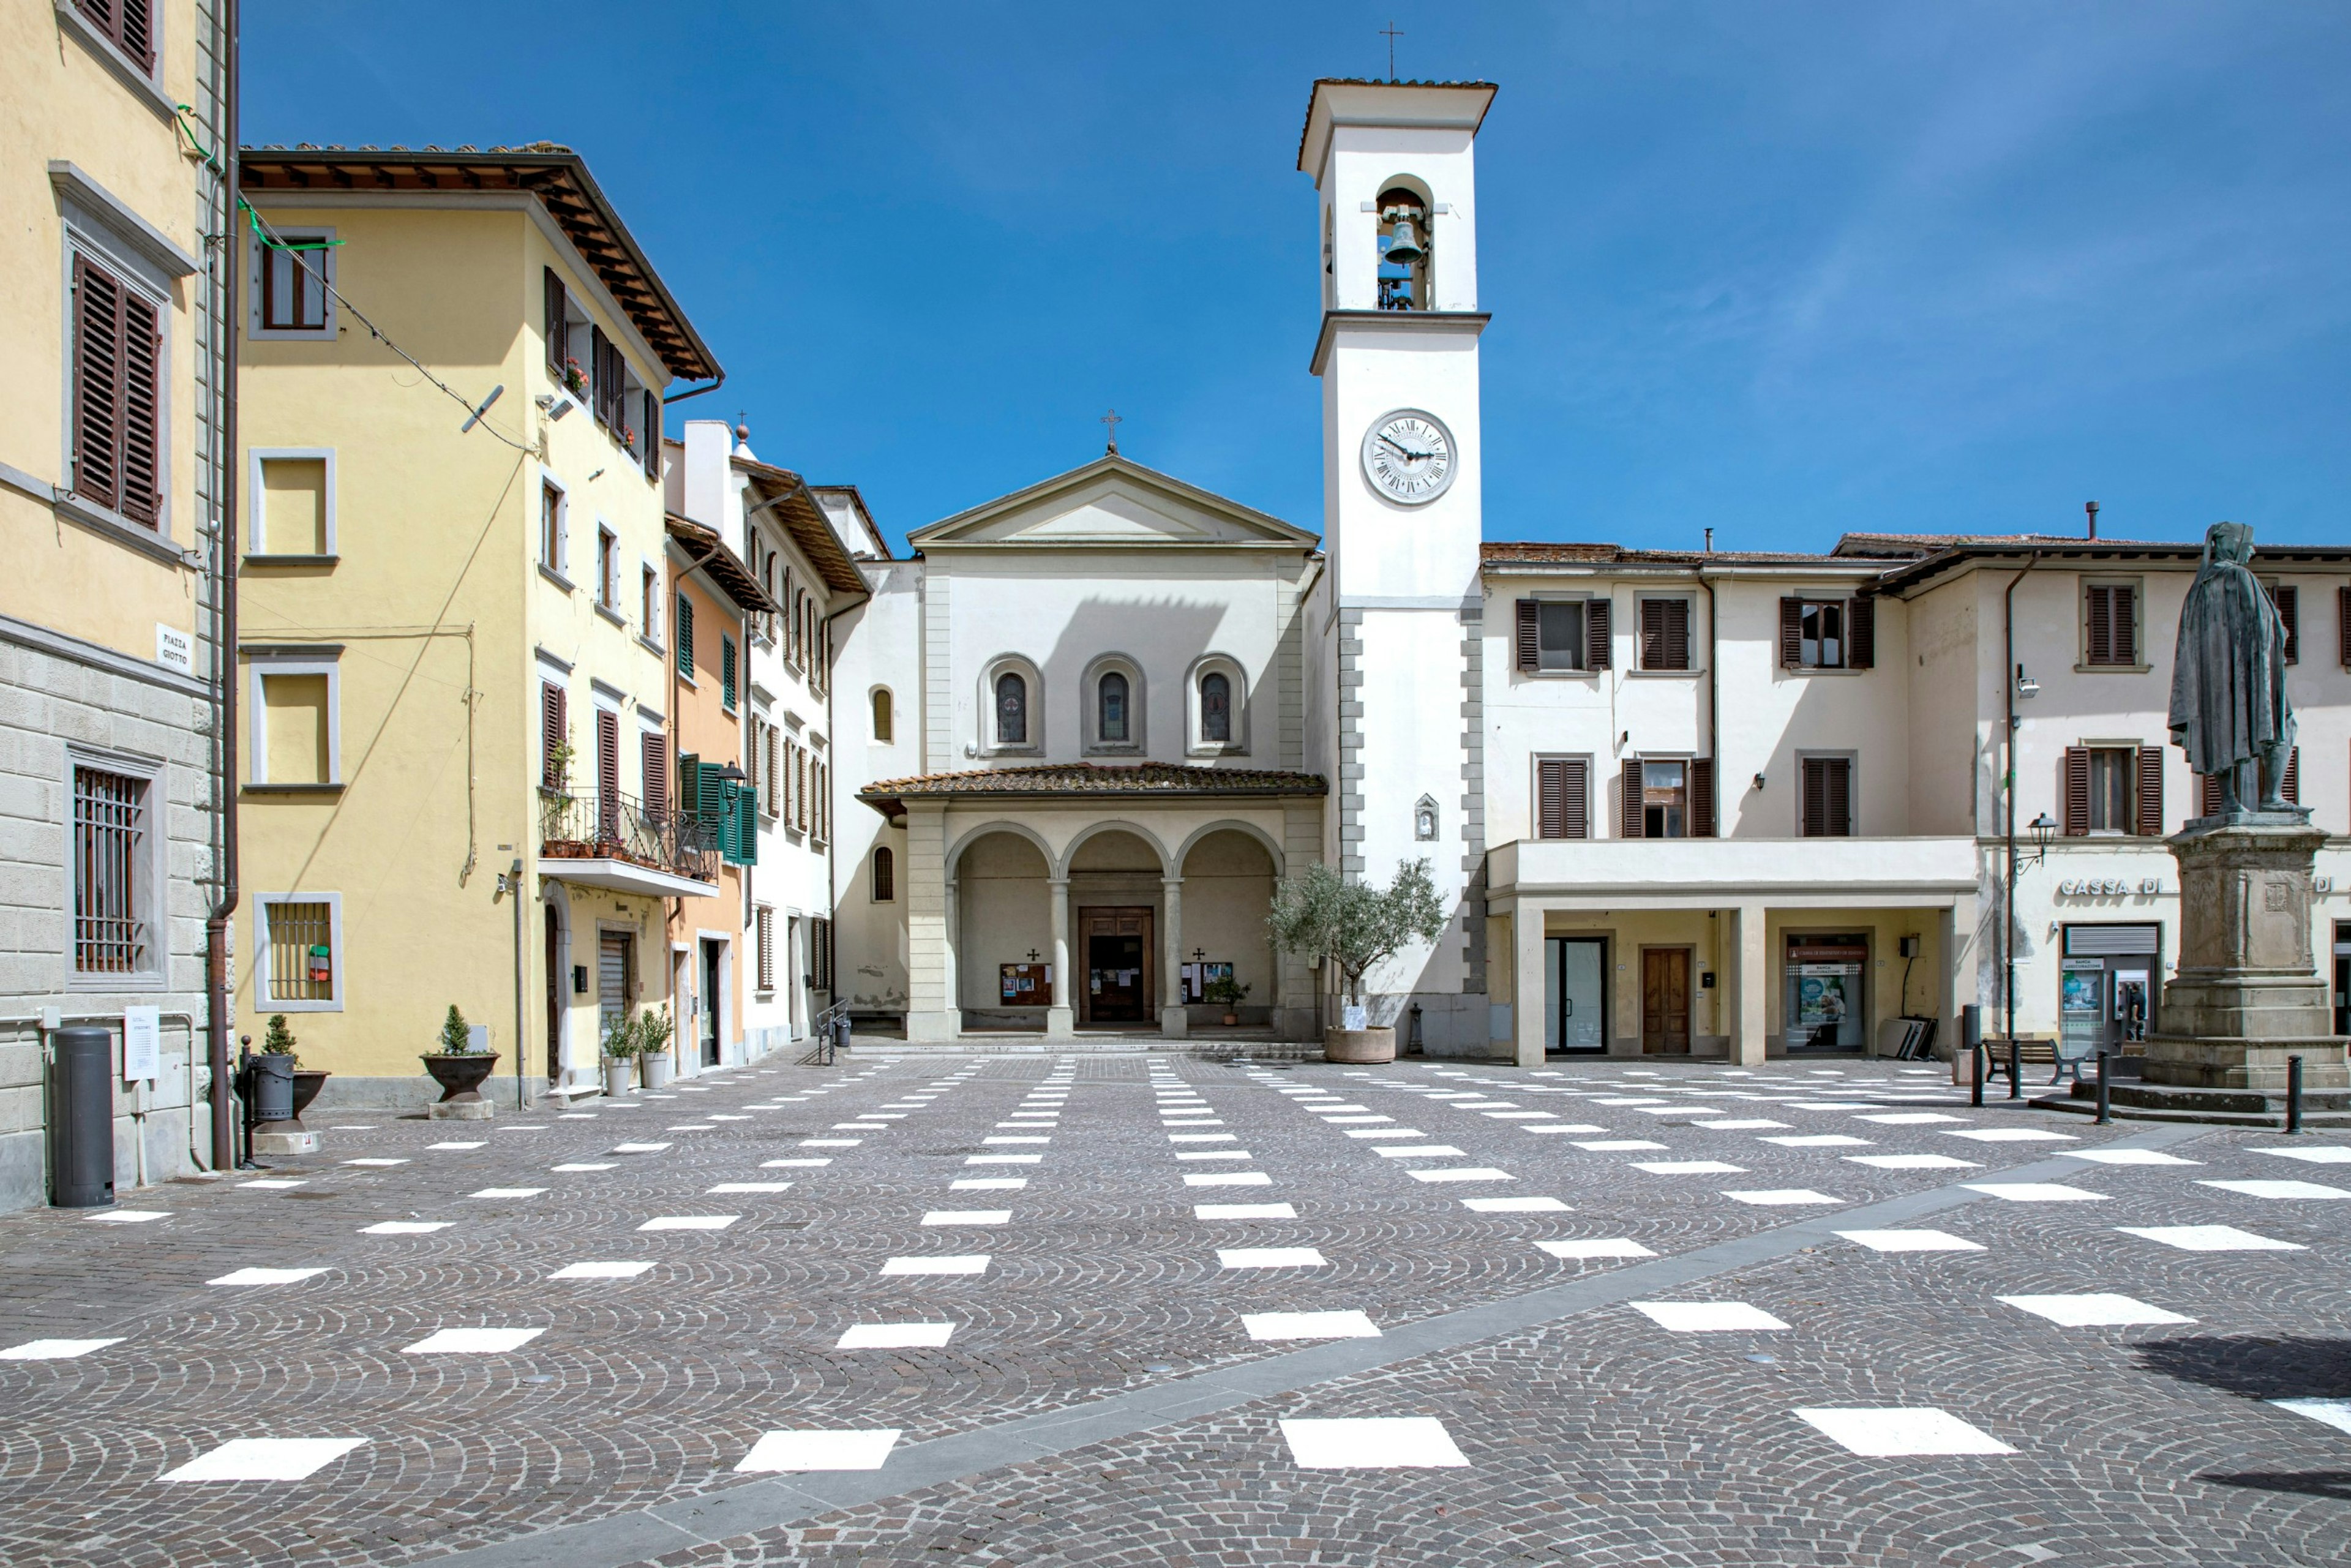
[812,917,834,991]
[264,900,336,1002]
[72,766,148,975]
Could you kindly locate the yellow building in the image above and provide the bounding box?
[2,1,235,1209]
[235,145,721,1108]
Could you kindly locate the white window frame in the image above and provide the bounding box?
[639,559,664,650]
[871,685,895,745]
[1529,595,1591,675]
[247,652,343,787]
[62,741,167,992]
[254,891,347,1013]
[594,520,621,617]
[1794,750,1860,839]
[247,223,338,342]
[981,655,1044,756]
[538,473,571,583]
[1186,654,1250,756]
[54,1,173,114]
[247,447,337,557]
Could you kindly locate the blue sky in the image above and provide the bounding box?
[247,2,2351,553]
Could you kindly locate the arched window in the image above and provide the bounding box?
[871,845,895,902]
[995,671,1028,745]
[1376,185,1430,312]
[871,688,894,743]
[1200,672,1231,743]
[1098,671,1130,744]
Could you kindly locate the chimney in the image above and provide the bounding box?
[1703,527,1714,554]
[2085,500,2100,541]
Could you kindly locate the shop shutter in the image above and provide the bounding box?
[1778,598,1803,667]
[543,268,566,372]
[2135,746,2164,837]
[2063,746,2091,835]
[1847,597,1875,670]
[1515,599,1539,672]
[1619,758,1643,839]
[1690,758,1716,838]
[1585,598,1612,670]
[2274,584,2299,664]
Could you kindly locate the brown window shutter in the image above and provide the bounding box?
[1515,599,1539,672]
[2063,746,2091,835]
[1562,759,1588,839]
[543,268,566,372]
[2112,584,2136,663]
[1536,759,1567,839]
[1847,597,1875,670]
[596,708,621,800]
[1638,600,1663,669]
[590,326,611,425]
[2085,585,2113,665]
[1665,597,1689,669]
[1690,758,1715,838]
[115,288,162,526]
[1804,757,1850,837]
[1779,598,1802,668]
[2274,585,2298,665]
[2339,586,2351,668]
[1586,598,1612,670]
[642,391,660,478]
[1802,757,1827,837]
[2135,746,2164,837]
[541,682,565,787]
[1619,758,1643,839]
[70,255,122,514]
[2197,771,2219,819]
[642,730,668,816]
[2282,746,2300,806]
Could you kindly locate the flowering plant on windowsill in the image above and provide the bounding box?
[563,358,589,398]
[620,425,638,451]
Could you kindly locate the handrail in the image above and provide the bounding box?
[800,997,851,1066]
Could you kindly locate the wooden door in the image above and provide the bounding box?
[1641,948,1691,1054]
[1079,907,1154,1024]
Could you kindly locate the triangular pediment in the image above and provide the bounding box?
[910,454,1318,550]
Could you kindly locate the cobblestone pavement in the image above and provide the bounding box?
[3,1054,2347,1566]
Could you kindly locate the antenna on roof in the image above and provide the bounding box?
[2085,500,2099,540]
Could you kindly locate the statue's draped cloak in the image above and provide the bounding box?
[2168,558,2290,777]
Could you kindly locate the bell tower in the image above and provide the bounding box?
[1300,78,1498,1052]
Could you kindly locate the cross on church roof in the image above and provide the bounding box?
[1381,21,1403,81]
[1101,407,1122,456]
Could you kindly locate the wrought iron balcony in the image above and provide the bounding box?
[539,788,719,890]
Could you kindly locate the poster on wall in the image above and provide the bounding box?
[122,1005,160,1081]
[1180,962,1234,1003]
[1000,963,1051,1002]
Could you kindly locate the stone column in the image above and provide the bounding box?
[1513,901,1546,1068]
[1046,877,1074,1038]
[1160,876,1188,1037]
[903,806,960,1043]
[1728,902,1769,1065]
[2143,821,2349,1094]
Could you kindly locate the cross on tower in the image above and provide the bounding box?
[1101,407,1122,456]
[1380,21,1403,81]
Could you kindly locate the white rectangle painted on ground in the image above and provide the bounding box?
[1944,1128,2075,1143]
[1963,1183,2106,1202]
[2273,1399,2351,1436]
[161,1437,366,1482]
[1194,1202,1296,1220]
[2117,1225,2304,1251]
[208,1267,328,1286]
[429,1141,488,1151]
[1571,1140,1670,1152]
[638,1215,739,1231]
[1537,1239,1656,1260]
[1695,1119,1789,1130]
[1,1338,124,1360]
[344,1158,408,1168]
[1280,1417,1468,1469]
[1409,1168,1515,1184]
[737,1428,903,1472]
[1997,1293,2194,1327]
[1169,1133,1236,1142]
[2197,1179,2350,1201]
[984,1136,1051,1146]
[2058,1149,2201,1166]
[881,1255,990,1276]
[1761,1135,1873,1149]
[612,1143,672,1154]
[1521,1124,1608,1135]
[1723,1189,1840,1206]
[953,1178,1027,1191]
[966,1154,1044,1166]
[762,1158,831,1168]
[552,1163,617,1172]
[1375,1144,1466,1158]
[1794,1407,2015,1457]
[1853,1113,1963,1125]
[1845,1155,1980,1170]
[361,1221,451,1235]
[551,1261,655,1280]
[1185,1172,1272,1187]
[707,1182,792,1194]
[402,1327,544,1354]
[1633,1161,1747,1175]
[923,1210,1011,1226]
[1462,1196,1569,1213]
[1632,1300,1789,1332]
[2257,1146,2351,1165]
[471,1187,548,1199]
[1219,1247,1326,1269]
[1835,1229,1984,1253]
[1243,1310,1380,1341]
[837,1322,954,1349]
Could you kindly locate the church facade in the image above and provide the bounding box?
[808,78,2351,1065]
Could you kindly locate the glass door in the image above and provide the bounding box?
[1545,936,1607,1054]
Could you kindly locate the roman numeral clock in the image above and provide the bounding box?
[1359,409,1457,505]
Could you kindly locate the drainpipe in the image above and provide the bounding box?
[1700,569,1720,835]
[2000,552,2042,1052]
[204,0,242,1172]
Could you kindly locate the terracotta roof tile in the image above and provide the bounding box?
[858,762,1327,820]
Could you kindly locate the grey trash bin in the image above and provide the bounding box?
[48,1027,115,1208]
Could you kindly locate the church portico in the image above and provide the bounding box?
[860,765,1325,1043]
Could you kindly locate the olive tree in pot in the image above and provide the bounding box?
[421,1004,498,1117]
[1267,858,1445,1063]
[1202,974,1251,1027]
[599,1011,638,1097]
[636,1007,676,1089]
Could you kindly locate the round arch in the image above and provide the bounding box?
[1173,817,1287,877]
[945,819,1059,878]
[1056,818,1173,880]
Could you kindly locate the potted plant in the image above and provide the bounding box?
[636,1007,675,1089]
[599,1011,637,1098]
[419,1003,499,1115]
[267,1013,332,1122]
[1267,859,1445,1064]
[542,740,575,795]
[1202,974,1251,1027]
[562,356,590,399]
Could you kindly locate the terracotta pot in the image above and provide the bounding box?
[420,1052,500,1103]
[1222,1011,1240,1027]
[1324,1026,1397,1064]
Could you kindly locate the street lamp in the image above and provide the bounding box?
[2023,812,2057,869]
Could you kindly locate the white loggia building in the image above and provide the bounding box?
[804,77,2351,1065]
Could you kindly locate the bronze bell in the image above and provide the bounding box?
[1383,214,1426,267]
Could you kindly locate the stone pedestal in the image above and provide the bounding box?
[2140,817,2350,1097]
[428,1098,495,1120]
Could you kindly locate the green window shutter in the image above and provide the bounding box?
[714,780,737,862]
[734,782,759,865]
[697,761,727,822]
[676,593,694,677]
[721,634,737,710]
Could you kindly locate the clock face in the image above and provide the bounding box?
[1360,410,1457,505]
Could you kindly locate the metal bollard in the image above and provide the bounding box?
[1965,1004,1984,1109]
[2008,1038,2022,1100]
[2286,1054,2303,1136]
[2094,1050,2112,1125]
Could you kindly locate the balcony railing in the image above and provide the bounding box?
[539,789,719,885]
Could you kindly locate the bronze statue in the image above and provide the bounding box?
[2169,520,2296,818]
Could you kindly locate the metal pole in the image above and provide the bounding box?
[2286,1054,2303,1135]
[1965,1003,1984,1108]
[2008,1037,2022,1100]
[2094,1050,2111,1125]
